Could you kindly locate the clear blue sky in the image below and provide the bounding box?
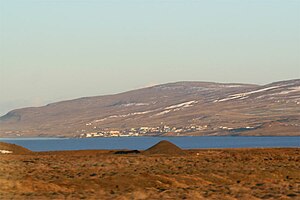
[0,0,299,115]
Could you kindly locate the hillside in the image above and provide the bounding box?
[0,79,299,137]
[0,142,32,154]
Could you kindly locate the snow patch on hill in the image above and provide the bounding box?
[91,110,156,123]
[0,150,13,154]
[121,103,150,107]
[219,84,246,88]
[276,86,300,95]
[154,101,198,116]
[155,110,172,116]
[214,85,287,102]
[165,101,198,110]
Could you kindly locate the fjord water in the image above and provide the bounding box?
[0,136,299,151]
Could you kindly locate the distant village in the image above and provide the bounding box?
[78,125,209,138]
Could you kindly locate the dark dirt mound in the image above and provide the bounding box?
[114,150,140,155]
[0,142,32,155]
[143,140,186,155]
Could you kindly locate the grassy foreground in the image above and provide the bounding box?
[0,142,299,199]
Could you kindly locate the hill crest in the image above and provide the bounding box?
[0,79,299,137]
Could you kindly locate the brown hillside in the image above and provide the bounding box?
[1,79,299,137]
[0,142,32,155]
[143,140,186,155]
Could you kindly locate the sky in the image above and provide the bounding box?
[0,0,299,115]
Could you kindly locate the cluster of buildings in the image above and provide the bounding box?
[79,125,209,138]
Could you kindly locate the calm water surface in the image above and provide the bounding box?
[0,136,299,151]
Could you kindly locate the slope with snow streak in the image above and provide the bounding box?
[154,101,198,116]
[0,79,299,137]
[213,84,294,102]
[91,110,157,123]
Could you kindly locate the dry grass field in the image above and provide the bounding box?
[0,141,299,200]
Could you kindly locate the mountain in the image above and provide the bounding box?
[0,79,299,137]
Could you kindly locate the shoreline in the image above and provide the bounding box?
[1,134,300,139]
[1,136,299,152]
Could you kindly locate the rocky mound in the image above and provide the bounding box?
[143,140,186,155]
[0,142,32,155]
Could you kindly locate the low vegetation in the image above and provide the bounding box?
[0,142,299,199]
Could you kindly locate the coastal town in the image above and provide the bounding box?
[77,122,264,138]
[78,124,209,138]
